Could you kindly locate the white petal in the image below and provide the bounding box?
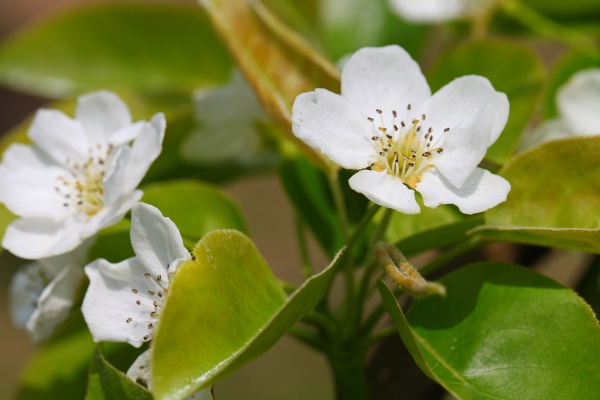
[127,349,153,389]
[130,203,189,277]
[3,217,84,259]
[557,68,600,135]
[82,257,163,347]
[292,89,374,170]
[10,243,89,343]
[517,119,574,152]
[418,75,509,146]
[27,109,89,166]
[76,91,132,145]
[103,146,132,206]
[25,264,84,342]
[0,143,54,170]
[433,103,501,188]
[341,46,430,118]
[417,168,510,214]
[124,114,165,192]
[0,161,71,220]
[82,189,143,238]
[194,70,264,124]
[348,169,420,214]
[389,0,489,22]
[10,262,46,329]
[182,71,265,164]
[108,121,145,147]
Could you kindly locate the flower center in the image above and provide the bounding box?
[56,144,113,217]
[367,106,448,188]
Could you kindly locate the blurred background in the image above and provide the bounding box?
[0,0,595,399]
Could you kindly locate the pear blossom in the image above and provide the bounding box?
[9,239,92,342]
[180,70,268,165]
[82,202,189,346]
[82,202,212,398]
[292,45,510,214]
[520,68,600,150]
[0,91,165,260]
[389,0,496,22]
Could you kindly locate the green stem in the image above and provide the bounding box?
[295,215,314,279]
[503,0,600,58]
[419,237,483,277]
[327,346,369,400]
[328,170,355,323]
[362,326,398,351]
[362,287,402,336]
[302,311,337,334]
[288,326,326,352]
[352,208,394,331]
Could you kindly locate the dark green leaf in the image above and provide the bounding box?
[480,136,600,252]
[398,218,483,257]
[379,262,600,399]
[140,179,249,245]
[0,4,232,97]
[152,230,340,399]
[427,40,545,165]
[86,346,152,400]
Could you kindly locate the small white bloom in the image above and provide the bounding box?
[520,68,600,150]
[292,45,510,215]
[82,202,190,346]
[389,0,496,22]
[0,91,165,260]
[180,70,267,165]
[82,203,211,397]
[10,240,92,342]
[127,349,213,400]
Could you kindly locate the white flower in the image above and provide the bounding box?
[82,202,211,398]
[82,202,189,346]
[292,45,510,215]
[0,91,165,260]
[10,240,92,342]
[180,70,267,165]
[389,0,495,22]
[520,68,600,150]
[127,349,213,400]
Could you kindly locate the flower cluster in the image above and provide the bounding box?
[3,91,165,342]
[292,45,510,215]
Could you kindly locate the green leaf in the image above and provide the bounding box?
[479,136,600,252]
[385,200,463,245]
[152,230,340,400]
[379,262,600,399]
[199,0,340,168]
[140,180,249,246]
[0,4,232,98]
[398,218,483,257]
[427,40,545,165]
[86,346,152,400]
